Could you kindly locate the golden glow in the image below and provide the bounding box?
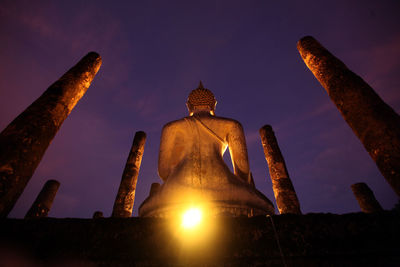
[169,203,219,251]
[181,207,202,229]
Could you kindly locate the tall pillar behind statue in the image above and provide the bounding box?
[351,182,383,213]
[112,131,146,218]
[259,125,301,214]
[297,36,400,197]
[25,179,60,218]
[0,52,102,217]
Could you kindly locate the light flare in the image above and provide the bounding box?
[181,207,202,229]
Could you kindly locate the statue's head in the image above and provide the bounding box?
[186,81,217,116]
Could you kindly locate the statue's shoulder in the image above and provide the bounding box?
[162,116,243,132]
[162,118,189,130]
[213,116,244,129]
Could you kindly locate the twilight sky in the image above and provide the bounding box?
[1,0,399,218]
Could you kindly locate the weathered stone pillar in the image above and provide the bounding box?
[0,52,102,217]
[93,211,104,219]
[351,182,383,213]
[25,179,60,218]
[297,36,400,197]
[112,131,146,217]
[259,125,301,214]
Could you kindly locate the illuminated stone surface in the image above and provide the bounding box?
[351,182,384,213]
[259,125,301,214]
[0,52,102,217]
[139,83,274,217]
[297,36,400,197]
[25,179,60,219]
[149,183,160,197]
[112,131,146,218]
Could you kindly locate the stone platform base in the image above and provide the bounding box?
[140,201,273,218]
[1,212,400,266]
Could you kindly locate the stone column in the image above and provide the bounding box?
[25,179,60,218]
[259,125,301,214]
[112,131,147,217]
[351,182,383,213]
[297,36,400,197]
[93,211,104,219]
[0,52,102,217]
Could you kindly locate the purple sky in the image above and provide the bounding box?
[1,1,399,218]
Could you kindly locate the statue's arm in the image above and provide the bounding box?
[158,121,186,181]
[158,124,173,181]
[227,121,250,182]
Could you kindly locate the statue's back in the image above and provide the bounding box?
[139,83,274,217]
[158,113,247,188]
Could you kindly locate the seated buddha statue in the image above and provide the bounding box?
[139,82,274,217]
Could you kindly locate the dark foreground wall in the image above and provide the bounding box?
[0,213,399,266]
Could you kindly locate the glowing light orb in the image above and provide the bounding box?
[181,208,202,229]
